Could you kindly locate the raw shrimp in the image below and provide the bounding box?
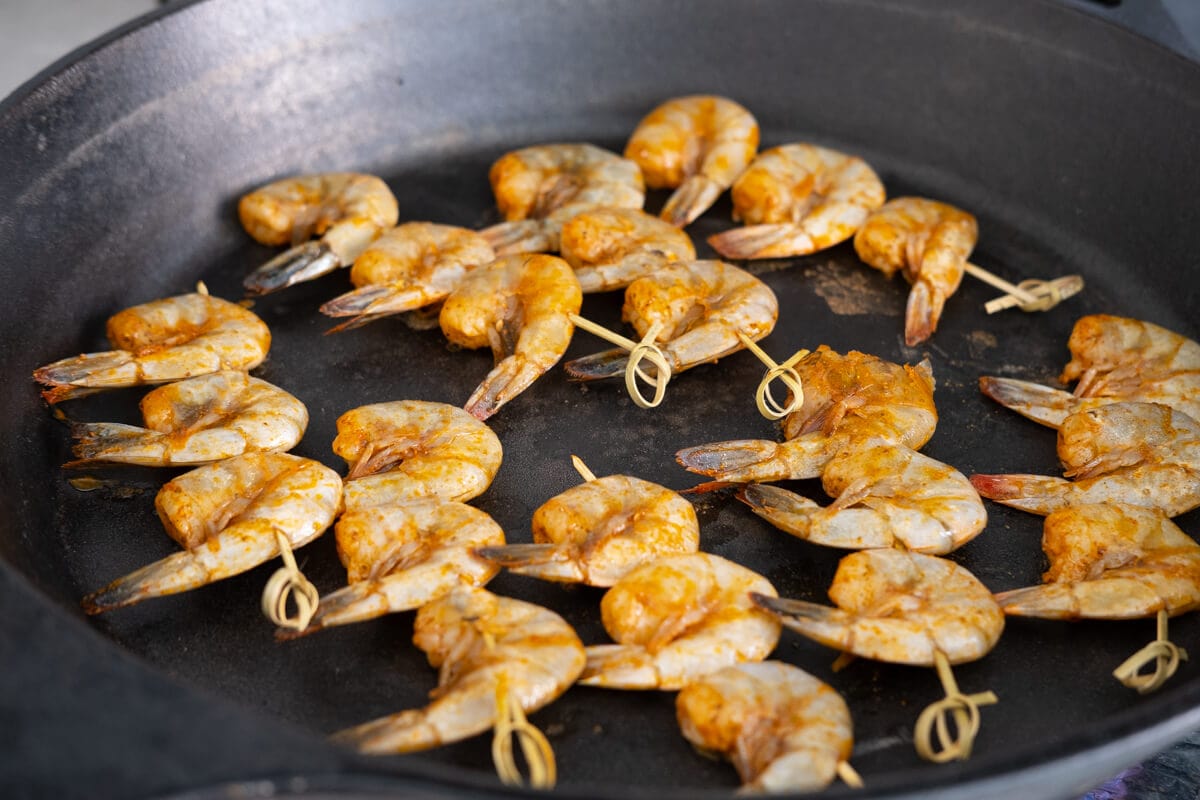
[708,143,886,260]
[475,473,699,586]
[480,144,645,255]
[624,95,759,227]
[995,503,1200,620]
[676,661,855,794]
[81,452,342,614]
[563,260,777,383]
[440,254,583,420]
[240,172,399,293]
[281,499,504,638]
[34,288,271,404]
[980,315,1200,427]
[580,552,781,690]
[66,370,307,467]
[333,400,503,512]
[740,440,986,555]
[333,586,585,754]
[559,207,696,293]
[753,548,1004,666]
[853,197,978,346]
[970,401,1200,517]
[320,222,494,332]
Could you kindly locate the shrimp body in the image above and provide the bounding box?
[708,143,886,260]
[440,254,583,420]
[481,144,645,255]
[240,172,400,293]
[996,503,1200,620]
[559,207,696,293]
[740,440,986,555]
[320,222,495,331]
[854,197,977,346]
[333,586,585,754]
[475,474,699,586]
[333,400,503,512]
[81,452,342,614]
[676,661,854,794]
[625,95,759,226]
[34,291,271,404]
[67,370,307,467]
[581,553,781,690]
[753,549,1004,666]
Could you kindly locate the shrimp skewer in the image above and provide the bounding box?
[559,207,696,293]
[65,371,306,467]
[81,452,342,614]
[708,143,886,260]
[240,172,399,293]
[624,95,759,227]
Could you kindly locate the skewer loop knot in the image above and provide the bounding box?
[1113,609,1188,695]
[261,530,319,632]
[913,650,998,763]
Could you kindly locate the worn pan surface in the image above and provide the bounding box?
[3,1,1200,798]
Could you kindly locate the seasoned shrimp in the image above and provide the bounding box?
[333,586,585,754]
[66,370,306,467]
[677,347,936,486]
[708,143,886,260]
[753,548,1004,666]
[559,207,696,293]
[981,315,1200,428]
[676,661,855,794]
[625,95,759,227]
[853,197,978,346]
[740,440,986,555]
[333,400,503,512]
[971,402,1200,517]
[240,172,400,293]
[320,222,495,332]
[580,553,781,690]
[564,260,777,383]
[995,503,1200,620]
[81,452,342,614]
[480,144,645,255]
[475,473,699,586]
[34,288,271,404]
[282,500,504,638]
[440,254,583,420]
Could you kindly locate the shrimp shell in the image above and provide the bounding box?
[559,207,696,293]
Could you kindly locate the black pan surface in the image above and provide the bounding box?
[3,1,1200,798]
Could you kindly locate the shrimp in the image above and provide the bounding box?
[281,500,504,638]
[580,552,781,690]
[981,315,1200,428]
[440,254,583,420]
[81,452,342,614]
[676,661,855,794]
[853,197,978,347]
[708,143,886,260]
[753,548,1004,666]
[677,347,936,486]
[970,401,1200,517]
[33,288,271,404]
[333,400,503,512]
[559,207,696,293]
[333,586,585,754]
[65,370,306,467]
[740,440,986,555]
[480,144,645,255]
[563,260,777,383]
[475,473,699,586]
[240,172,400,293]
[995,503,1200,620]
[624,95,759,227]
[319,222,494,332]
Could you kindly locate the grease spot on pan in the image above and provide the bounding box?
[805,260,901,317]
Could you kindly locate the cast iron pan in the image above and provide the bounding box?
[3,1,1200,797]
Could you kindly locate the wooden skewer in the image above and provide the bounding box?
[1112,608,1188,694]
[913,650,999,763]
[261,530,320,632]
[736,332,809,420]
[569,314,671,408]
[836,761,864,789]
[570,454,597,483]
[963,263,1084,314]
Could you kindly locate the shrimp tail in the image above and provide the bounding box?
[750,592,855,651]
[578,644,662,689]
[66,422,161,467]
[244,241,341,294]
[34,351,137,403]
[562,348,630,382]
[997,579,1172,620]
[320,284,434,321]
[979,376,1080,428]
[994,584,1085,620]
[969,473,1071,515]
[904,280,946,347]
[707,224,812,260]
[464,355,546,421]
[331,708,439,754]
[276,581,391,641]
[479,220,559,256]
[81,551,209,614]
[738,484,822,535]
[660,175,723,227]
[676,438,827,483]
[474,544,585,582]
